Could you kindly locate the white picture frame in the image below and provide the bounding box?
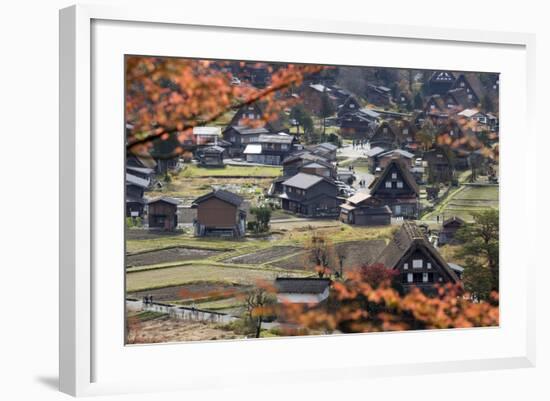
[59,4,536,397]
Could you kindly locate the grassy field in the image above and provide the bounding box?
[179,164,282,178]
[422,184,498,222]
[126,263,309,292]
[146,163,280,200]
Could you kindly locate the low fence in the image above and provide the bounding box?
[126,299,237,324]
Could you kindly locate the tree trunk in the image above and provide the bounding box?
[255,318,262,338]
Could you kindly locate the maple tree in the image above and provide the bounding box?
[276,273,499,334]
[125,57,324,158]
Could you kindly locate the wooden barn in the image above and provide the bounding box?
[147,197,180,231]
[368,157,420,218]
[375,221,461,293]
[439,216,466,245]
[196,145,225,167]
[339,193,392,226]
[191,190,246,238]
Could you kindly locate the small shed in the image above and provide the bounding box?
[275,278,331,304]
[339,193,392,226]
[197,145,225,167]
[147,197,180,231]
[439,216,466,245]
[191,189,246,238]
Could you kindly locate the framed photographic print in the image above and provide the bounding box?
[59,4,536,397]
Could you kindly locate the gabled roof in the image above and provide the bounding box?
[257,133,294,144]
[192,189,244,208]
[379,149,415,159]
[375,221,460,283]
[446,88,473,109]
[365,146,386,157]
[429,71,456,83]
[147,197,180,206]
[443,216,466,227]
[275,277,331,294]
[282,151,332,167]
[282,173,325,190]
[126,173,149,189]
[201,145,225,153]
[458,108,481,118]
[346,192,371,205]
[126,165,155,175]
[425,94,447,112]
[368,158,420,195]
[193,126,221,136]
[231,126,270,135]
[359,108,381,119]
[309,83,328,93]
[316,142,338,151]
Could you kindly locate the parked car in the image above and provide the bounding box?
[230,77,241,86]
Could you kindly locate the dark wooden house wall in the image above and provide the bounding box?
[196,198,238,228]
[148,201,178,230]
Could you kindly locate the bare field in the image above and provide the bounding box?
[126,263,309,292]
[127,313,242,344]
[126,247,223,267]
[221,245,302,265]
[128,282,249,303]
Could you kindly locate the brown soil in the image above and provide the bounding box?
[126,314,243,344]
[126,247,222,267]
[222,246,302,265]
[128,282,249,302]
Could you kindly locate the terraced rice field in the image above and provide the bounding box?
[441,185,499,222]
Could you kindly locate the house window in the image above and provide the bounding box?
[350,104,355,108]
[430,104,435,109]
[383,127,388,133]
[427,262,432,269]
[423,273,429,283]
[403,263,409,270]
[397,181,403,189]
[413,259,423,269]
[460,82,465,87]
[391,172,397,179]
[385,181,392,188]
[407,273,413,283]
[403,128,409,135]
[468,94,473,99]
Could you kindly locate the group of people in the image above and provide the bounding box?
[142,295,154,305]
[352,138,367,149]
